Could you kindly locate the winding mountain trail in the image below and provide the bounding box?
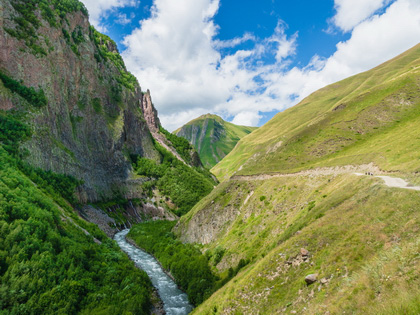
[355,173,420,190]
[231,164,380,181]
[232,164,420,191]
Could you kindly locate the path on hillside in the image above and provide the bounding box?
[231,164,380,181]
[231,164,420,191]
[355,173,420,191]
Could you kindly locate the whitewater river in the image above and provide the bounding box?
[114,229,193,315]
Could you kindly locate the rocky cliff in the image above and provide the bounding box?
[0,0,164,202]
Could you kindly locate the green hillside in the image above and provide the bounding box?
[176,43,420,314]
[175,114,257,168]
[0,113,153,313]
[212,43,420,181]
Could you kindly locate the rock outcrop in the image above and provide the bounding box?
[0,0,160,201]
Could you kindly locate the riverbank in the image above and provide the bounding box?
[114,229,193,315]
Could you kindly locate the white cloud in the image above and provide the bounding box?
[121,0,420,131]
[116,13,132,25]
[331,0,390,32]
[122,0,297,130]
[81,0,138,31]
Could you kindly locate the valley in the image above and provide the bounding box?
[0,0,419,314]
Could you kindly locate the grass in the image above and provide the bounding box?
[177,47,420,310]
[212,43,420,180]
[175,114,257,168]
[177,173,420,314]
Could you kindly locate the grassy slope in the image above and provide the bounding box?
[176,44,420,313]
[175,114,257,168]
[212,43,420,181]
[181,174,420,314]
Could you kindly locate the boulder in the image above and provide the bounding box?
[305,273,318,285]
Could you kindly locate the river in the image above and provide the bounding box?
[114,229,193,315]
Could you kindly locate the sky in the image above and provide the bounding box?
[80,0,420,131]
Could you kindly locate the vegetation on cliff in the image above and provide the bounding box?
[0,72,47,108]
[0,111,153,314]
[4,0,88,55]
[132,141,215,216]
[175,114,257,168]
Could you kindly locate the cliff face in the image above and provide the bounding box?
[0,0,161,201]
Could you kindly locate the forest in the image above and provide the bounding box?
[0,111,153,314]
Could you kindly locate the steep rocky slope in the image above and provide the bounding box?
[175,44,420,314]
[0,0,207,204]
[0,0,215,233]
[0,0,159,202]
[175,114,257,168]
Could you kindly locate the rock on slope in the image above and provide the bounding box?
[174,114,257,168]
[175,44,420,314]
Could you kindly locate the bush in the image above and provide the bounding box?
[159,126,194,164]
[133,149,214,216]
[92,97,102,113]
[0,72,47,107]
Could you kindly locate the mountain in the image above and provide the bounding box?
[212,43,420,181]
[0,0,214,312]
[0,0,214,223]
[175,43,420,314]
[174,114,257,168]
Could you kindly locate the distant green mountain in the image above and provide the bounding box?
[174,114,257,168]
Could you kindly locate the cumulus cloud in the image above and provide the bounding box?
[331,0,391,32]
[81,0,138,31]
[122,0,297,130]
[121,0,420,131]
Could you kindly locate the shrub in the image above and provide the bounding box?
[0,72,47,107]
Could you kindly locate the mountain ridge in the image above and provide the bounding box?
[175,113,257,168]
[175,43,420,314]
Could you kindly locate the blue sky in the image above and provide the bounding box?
[81,0,420,130]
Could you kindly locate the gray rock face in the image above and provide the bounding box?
[0,1,161,201]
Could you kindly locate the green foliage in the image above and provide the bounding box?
[92,97,102,113]
[160,126,194,164]
[0,114,31,155]
[0,111,153,313]
[90,26,138,91]
[129,221,217,306]
[71,26,84,44]
[0,72,47,107]
[5,0,88,55]
[62,28,70,40]
[19,163,82,205]
[133,147,214,216]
